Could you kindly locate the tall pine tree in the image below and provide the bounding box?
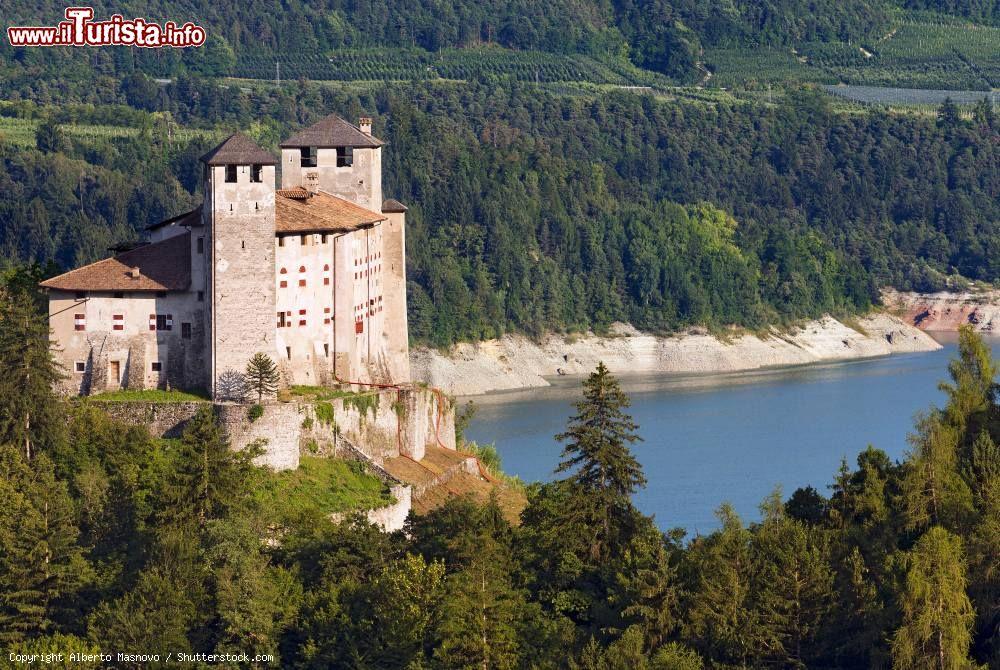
[556,362,645,563]
[892,526,976,670]
[0,288,65,460]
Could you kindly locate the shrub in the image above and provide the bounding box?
[247,403,264,422]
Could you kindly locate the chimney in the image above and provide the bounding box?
[128,266,141,280]
[358,117,372,136]
[304,171,320,194]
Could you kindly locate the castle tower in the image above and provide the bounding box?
[381,199,411,383]
[278,114,383,210]
[200,134,278,398]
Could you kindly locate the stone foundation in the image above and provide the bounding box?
[90,385,456,473]
[300,386,455,465]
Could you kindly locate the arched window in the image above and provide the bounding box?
[279,268,287,274]
[323,264,330,271]
[299,266,306,273]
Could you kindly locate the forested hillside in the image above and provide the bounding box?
[1,79,998,345]
[0,0,979,82]
[2,275,999,667]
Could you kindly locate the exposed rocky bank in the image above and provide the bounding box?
[883,288,1000,333]
[410,313,940,396]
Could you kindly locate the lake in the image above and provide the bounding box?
[464,333,993,533]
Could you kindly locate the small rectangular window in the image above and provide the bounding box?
[197,291,204,302]
[300,147,317,168]
[156,315,168,331]
[336,146,353,167]
[277,312,288,328]
[324,343,329,357]
[321,234,328,244]
[225,165,237,182]
[278,236,285,247]
[151,362,162,372]
[286,346,292,360]
[197,237,204,254]
[250,164,263,182]
[300,234,309,246]
[74,361,86,373]
[299,279,306,287]
[181,322,192,339]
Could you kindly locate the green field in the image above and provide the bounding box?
[88,388,211,403]
[257,456,394,518]
[0,115,219,149]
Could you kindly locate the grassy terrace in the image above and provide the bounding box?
[257,456,394,518]
[88,389,210,403]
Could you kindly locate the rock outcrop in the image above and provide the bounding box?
[411,313,941,396]
[883,288,1000,333]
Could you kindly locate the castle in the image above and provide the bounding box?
[42,115,411,397]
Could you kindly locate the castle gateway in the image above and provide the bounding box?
[42,115,411,398]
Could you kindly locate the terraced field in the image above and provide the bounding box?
[706,19,1000,93]
[234,46,668,87]
[0,115,217,148]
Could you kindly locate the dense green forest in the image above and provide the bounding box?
[0,78,997,345]
[1,274,998,667]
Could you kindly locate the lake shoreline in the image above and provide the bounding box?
[411,312,941,396]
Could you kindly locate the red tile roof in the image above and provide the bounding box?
[276,189,386,234]
[41,232,192,292]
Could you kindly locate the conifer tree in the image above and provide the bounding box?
[0,288,65,460]
[937,98,962,134]
[683,504,759,667]
[903,413,974,533]
[0,446,89,643]
[245,352,279,404]
[556,362,645,563]
[892,526,976,670]
[205,518,302,661]
[939,325,996,433]
[160,407,261,528]
[752,490,834,668]
[434,524,523,670]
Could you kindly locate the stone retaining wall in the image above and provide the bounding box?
[90,384,456,473]
[301,386,456,465]
[214,402,301,471]
[89,401,204,438]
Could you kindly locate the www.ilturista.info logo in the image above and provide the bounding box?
[7,7,206,48]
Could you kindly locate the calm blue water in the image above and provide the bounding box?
[465,334,996,533]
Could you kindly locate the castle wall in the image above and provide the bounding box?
[280,146,382,211]
[300,387,455,464]
[88,386,453,473]
[214,402,301,471]
[85,400,205,437]
[274,232,337,386]
[206,164,277,398]
[48,289,207,394]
